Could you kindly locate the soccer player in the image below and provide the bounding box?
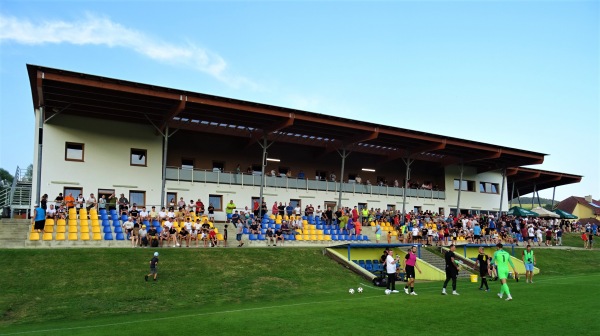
[522,244,536,283]
[442,244,460,295]
[475,247,490,291]
[403,245,422,295]
[493,243,518,301]
[145,252,159,282]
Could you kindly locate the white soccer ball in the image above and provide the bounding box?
[357,287,363,293]
[385,289,391,295]
[349,288,355,294]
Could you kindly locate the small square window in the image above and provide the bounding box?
[130,149,147,166]
[130,190,146,207]
[65,142,84,162]
[209,194,223,211]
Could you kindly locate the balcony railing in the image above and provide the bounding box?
[165,167,446,200]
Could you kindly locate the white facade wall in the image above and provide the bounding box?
[444,165,508,213]
[38,115,163,205]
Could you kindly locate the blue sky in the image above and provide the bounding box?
[0,0,598,202]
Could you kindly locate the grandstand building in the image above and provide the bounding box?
[21,64,582,221]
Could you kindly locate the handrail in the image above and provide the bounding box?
[164,166,446,200]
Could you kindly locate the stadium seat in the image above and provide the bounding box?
[91,220,99,226]
[249,234,257,241]
[103,226,112,233]
[92,226,100,233]
[68,219,77,226]
[45,218,55,225]
[92,233,102,240]
[310,234,317,241]
[55,233,66,241]
[258,234,266,240]
[121,215,127,221]
[115,233,125,240]
[68,226,78,233]
[56,226,66,233]
[288,234,296,241]
[43,233,53,241]
[68,233,78,240]
[80,226,89,233]
[295,234,303,241]
[112,220,120,227]
[29,232,40,241]
[45,225,54,233]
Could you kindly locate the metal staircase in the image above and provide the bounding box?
[1,166,32,218]
[420,247,473,278]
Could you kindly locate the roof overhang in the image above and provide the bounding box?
[507,167,583,197]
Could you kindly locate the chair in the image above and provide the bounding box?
[114,226,123,233]
[295,234,303,241]
[115,233,125,240]
[43,233,53,241]
[68,219,77,227]
[217,233,224,241]
[80,219,89,227]
[92,226,101,233]
[92,233,102,240]
[68,226,78,233]
[249,234,257,241]
[45,218,55,226]
[56,226,66,233]
[68,233,78,240]
[55,233,66,241]
[310,234,317,241]
[80,226,89,233]
[303,234,311,241]
[91,220,99,227]
[317,235,324,242]
[57,219,66,226]
[29,232,40,241]
[330,235,338,241]
[258,234,266,241]
[79,209,87,218]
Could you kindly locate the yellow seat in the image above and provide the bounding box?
[283,215,289,221]
[317,230,323,235]
[295,235,303,241]
[79,209,87,218]
[317,234,324,241]
[43,232,53,241]
[92,226,101,233]
[91,220,99,226]
[45,218,55,225]
[269,215,275,220]
[68,219,77,226]
[302,220,308,226]
[80,226,89,233]
[29,232,40,241]
[310,229,316,235]
[324,235,332,241]
[303,234,310,241]
[81,232,90,241]
[80,219,89,227]
[45,225,54,233]
[90,213,98,220]
[68,233,78,240]
[56,226,66,233]
[55,233,66,241]
[276,215,282,220]
[275,219,282,224]
[92,233,102,240]
[213,228,219,234]
[217,233,224,241]
[68,226,78,233]
[57,219,66,226]
[310,234,317,241]
[68,208,77,216]
[89,208,97,216]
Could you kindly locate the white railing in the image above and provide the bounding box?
[165,167,446,199]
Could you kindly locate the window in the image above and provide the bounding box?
[98,189,115,201]
[130,148,147,166]
[324,201,336,211]
[212,161,224,172]
[438,207,445,216]
[65,142,84,161]
[358,202,367,211]
[414,206,422,213]
[479,182,499,194]
[181,158,194,170]
[209,194,223,211]
[289,199,301,208]
[130,190,146,207]
[453,179,475,192]
[64,187,83,200]
[166,192,177,207]
[387,204,396,211]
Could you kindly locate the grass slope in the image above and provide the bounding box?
[1,247,599,335]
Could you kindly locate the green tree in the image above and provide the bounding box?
[0,168,14,187]
[24,164,33,181]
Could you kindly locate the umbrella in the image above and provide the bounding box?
[507,206,539,217]
[553,209,578,219]
[531,207,560,218]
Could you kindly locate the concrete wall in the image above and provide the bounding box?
[444,165,508,214]
[38,115,163,206]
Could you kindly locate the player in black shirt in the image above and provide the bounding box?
[145,252,159,281]
[442,244,460,295]
[475,246,490,291]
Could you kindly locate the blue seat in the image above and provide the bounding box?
[109,209,117,215]
[112,220,120,227]
[324,229,330,235]
[156,226,163,233]
[227,214,233,220]
[115,233,125,240]
[103,226,112,233]
[288,234,296,241]
[143,220,149,226]
[111,215,118,221]
[302,216,307,220]
[365,259,372,265]
[365,264,373,271]
[99,209,107,215]
[324,225,331,230]
[342,235,349,240]
[362,235,369,241]
[258,234,266,240]
[114,226,123,233]
[269,219,275,224]
[104,233,114,240]
[243,228,250,234]
[249,234,257,241]
[102,220,110,226]
[121,215,127,221]
[275,224,281,230]
[316,225,323,230]
[100,215,109,220]
[331,235,338,241]
[261,228,267,234]
[152,221,160,227]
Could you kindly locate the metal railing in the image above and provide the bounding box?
[165,167,446,200]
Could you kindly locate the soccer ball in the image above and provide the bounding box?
[385,289,391,295]
[357,287,363,293]
[348,288,355,294]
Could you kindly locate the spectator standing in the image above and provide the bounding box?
[236,224,244,247]
[40,194,48,211]
[54,193,64,208]
[32,203,46,233]
[226,200,236,222]
[118,194,129,216]
[98,195,107,211]
[385,250,400,293]
[522,244,536,283]
[64,193,75,210]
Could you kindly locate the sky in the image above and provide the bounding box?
[0,0,598,202]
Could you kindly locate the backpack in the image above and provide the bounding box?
[151,239,159,247]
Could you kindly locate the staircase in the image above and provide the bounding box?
[420,247,473,278]
[1,166,33,218]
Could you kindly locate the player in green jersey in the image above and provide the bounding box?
[493,243,518,301]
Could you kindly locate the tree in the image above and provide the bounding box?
[24,164,33,181]
[0,168,14,187]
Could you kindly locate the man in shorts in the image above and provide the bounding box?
[145,252,159,281]
[493,243,518,301]
[402,245,422,295]
[475,246,490,291]
[522,244,536,283]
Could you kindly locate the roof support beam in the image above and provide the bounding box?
[161,97,187,132]
[246,114,295,148]
[509,172,541,183]
[443,149,503,167]
[317,129,378,157]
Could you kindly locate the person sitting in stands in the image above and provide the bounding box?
[129,204,139,222]
[266,227,276,246]
[168,225,179,247]
[147,225,157,246]
[46,204,56,219]
[281,221,291,235]
[56,204,66,219]
[190,227,199,247]
[159,224,170,247]
[394,179,399,187]
[275,229,284,246]
[366,179,372,185]
[209,228,218,247]
[297,170,305,179]
[123,217,134,240]
[179,226,191,247]
[250,220,260,234]
[355,175,362,184]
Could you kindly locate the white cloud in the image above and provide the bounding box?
[0,13,257,89]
